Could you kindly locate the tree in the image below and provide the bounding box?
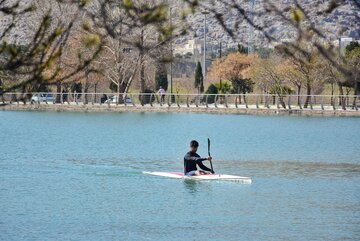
[0,0,102,94]
[1,0,358,98]
[194,62,204,93]
[155,63,168,91]
[208,52,256,94]
[214,81,232,94]
[279,43,325,108]
[346,47,360,105]
[346,42,360,55]
[237,44,248,54]
[88,0,173,106]
[205,84,218,104]
[347,48,360,85]
[250,54,296,108]
[280,59,306,105]
[233,78,255,95]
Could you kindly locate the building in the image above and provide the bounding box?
[174,39,222,61]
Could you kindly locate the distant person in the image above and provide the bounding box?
[184,140,213,176]
[157,86,166,103]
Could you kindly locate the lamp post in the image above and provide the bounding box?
[219,41,222,90]
[202,11,209,89]
[169,7,173,99]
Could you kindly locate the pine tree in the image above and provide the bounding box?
[194,62,204,93]
[155,64,168,91]
[237,44,248,54]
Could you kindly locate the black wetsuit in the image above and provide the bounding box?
[184,151,212,174]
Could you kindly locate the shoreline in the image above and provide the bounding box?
[1,103,360,117]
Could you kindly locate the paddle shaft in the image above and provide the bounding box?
[208,138,214,173]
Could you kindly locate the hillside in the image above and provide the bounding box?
[0,0,358,47]
[171,0,359,46]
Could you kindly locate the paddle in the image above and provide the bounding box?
[208,138,214,174]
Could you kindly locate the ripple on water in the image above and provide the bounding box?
[219,160,360,178]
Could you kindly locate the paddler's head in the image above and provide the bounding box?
[190,140,199,153]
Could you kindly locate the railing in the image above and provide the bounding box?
[0,92,359,111]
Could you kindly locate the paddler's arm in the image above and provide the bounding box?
[198,161,213,173]
[184,153,207,163]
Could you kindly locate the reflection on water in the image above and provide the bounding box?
[183,179,199,193]
[220,160,360,178]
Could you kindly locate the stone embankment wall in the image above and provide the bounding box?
[1,103,359,117]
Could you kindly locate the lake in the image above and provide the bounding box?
[1,111,359,240]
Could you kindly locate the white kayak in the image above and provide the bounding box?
[143,171,252,184]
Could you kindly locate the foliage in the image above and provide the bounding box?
[208,53,256,94]
[71,82,82,93]
[0,0,102,93]
[345,41,360,56]
[214,81,233,94]
[345,47,360,93]
[194,62,204,93]
[232,79,255,94]
[0,0,358,95]
[237,44,248,54]
[205,84,218,103]
[269,85,294,95]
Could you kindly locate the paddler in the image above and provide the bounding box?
[184,140,214,176]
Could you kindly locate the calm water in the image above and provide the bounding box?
[1,111,360,240]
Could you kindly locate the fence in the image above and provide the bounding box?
[0,92,359,111]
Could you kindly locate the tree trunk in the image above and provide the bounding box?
[84,84,89,105]
[116,81,124,104]
[140,61,146,105]
[330,83,335,106]
[353,87,357,109]
[338,84,344,107]
[139,29,146,105]
[278,95,286,109]
[56,82,61,103]
[303,82,311,108]
[94,83,97,103]
[297,85,301,105]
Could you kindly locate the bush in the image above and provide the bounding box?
[205,84,218,104]
[214,81,232,94]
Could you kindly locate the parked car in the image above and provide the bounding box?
[104,95,132,104]
[31,93,55,103]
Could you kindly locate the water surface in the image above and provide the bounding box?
[1,111,359,240]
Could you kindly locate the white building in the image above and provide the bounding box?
[174,39,222,58]
[174,39,203,56]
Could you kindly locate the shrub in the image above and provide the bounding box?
[205,84,218,104]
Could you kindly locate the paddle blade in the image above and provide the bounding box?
[207,138,214,173]
[207,138,210,156]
